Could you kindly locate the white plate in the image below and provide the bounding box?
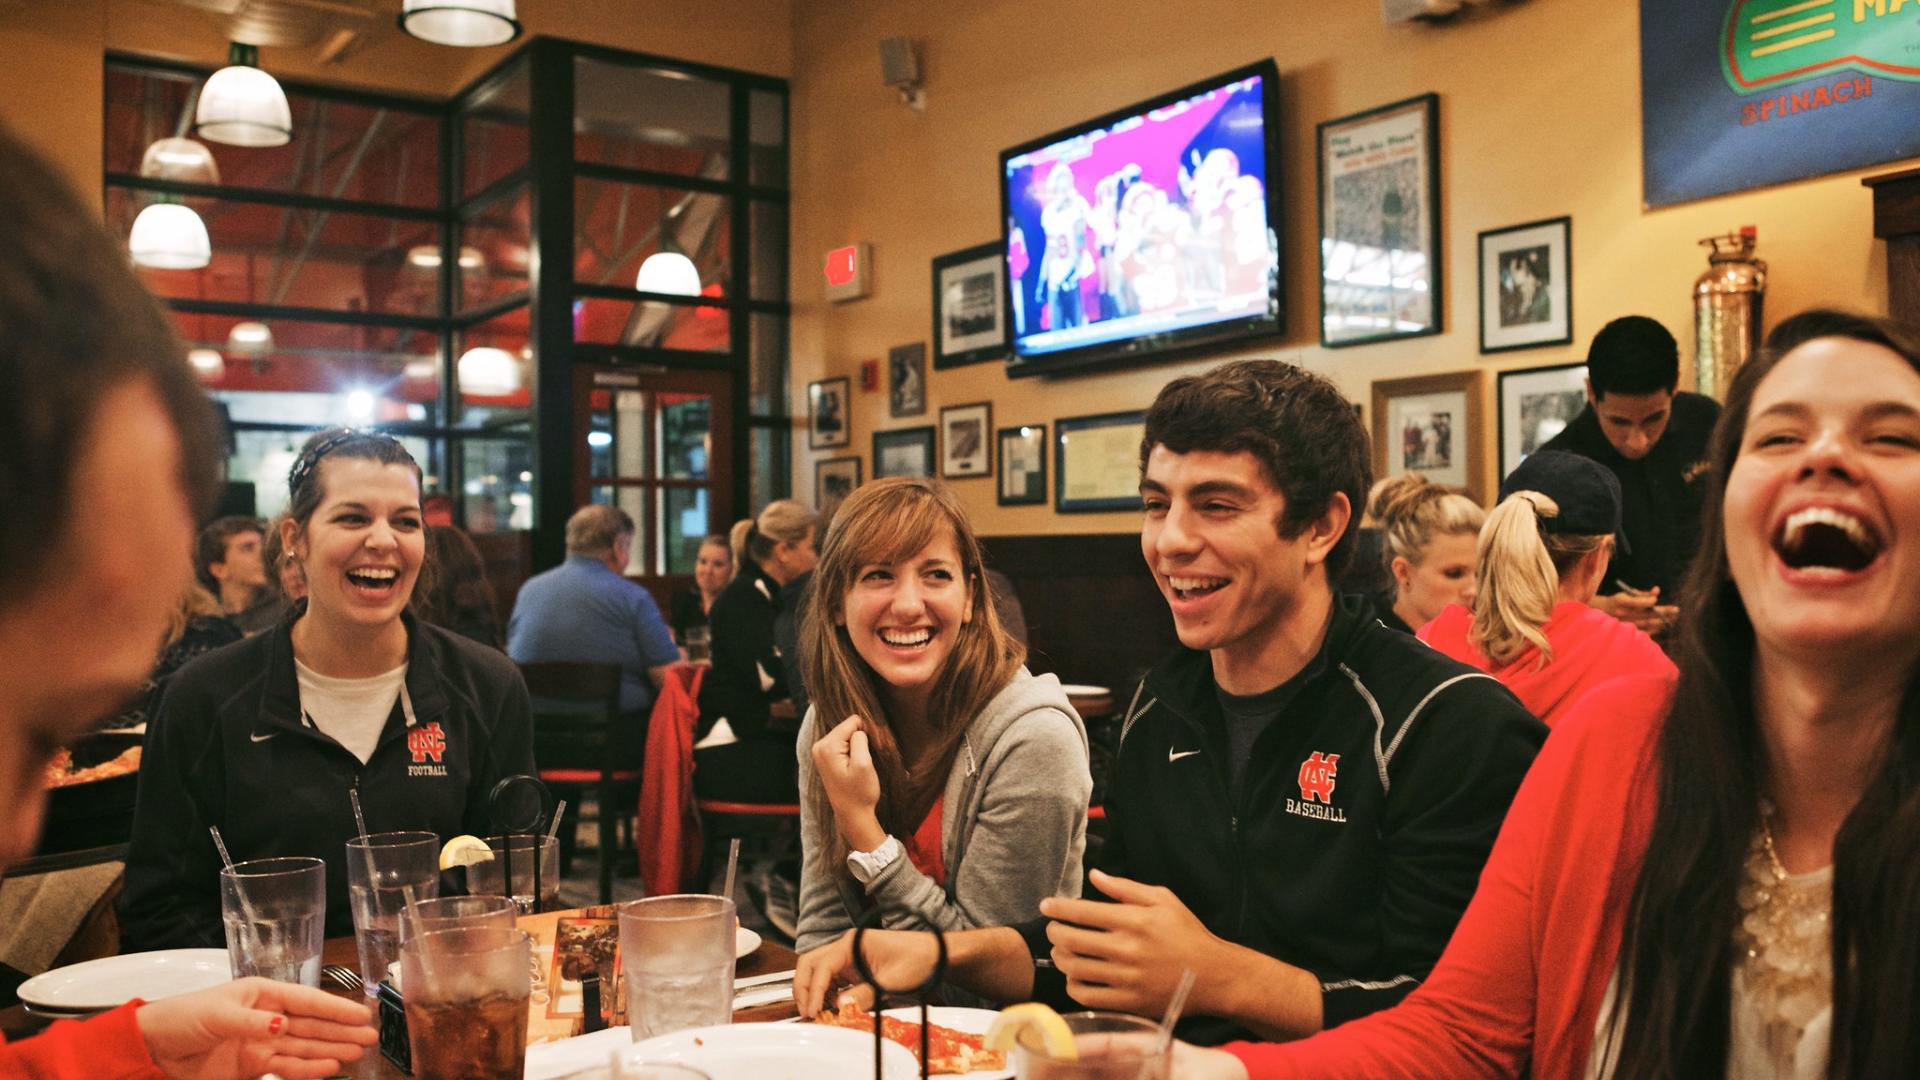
[526,1023,918,1080]
[736,925,761,959]
[18,948,231,1013]
[1059,684,1112,697]
[882,1006,1012,1079]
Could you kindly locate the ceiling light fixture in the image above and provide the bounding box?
[406,244,486,270]
[400,0,521,48]
[128,202,212,270]
[187,348,225,378]
[139,137,221,185]
[457,345,522,396]
[228,320,274,353]
[196,44,293,148]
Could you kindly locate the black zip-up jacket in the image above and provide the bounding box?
[696,562,788,744]
[119,610,535,948]
[1022,595,1546,1044]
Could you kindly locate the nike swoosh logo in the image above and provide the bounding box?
[1168,749,1202,762]
[250,732,277,743]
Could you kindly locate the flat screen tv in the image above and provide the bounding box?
[1001,60,1281,379]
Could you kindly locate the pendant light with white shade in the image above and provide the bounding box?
[457,346,522,396]
[139,137,220,185]
[128,202,212,270]
[187,348,226,379]
[400,0,521,48]
[228,321,274,353]
[196,44,293,148]
[636,208,702,297]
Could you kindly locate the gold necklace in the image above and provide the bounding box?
[1731,799,1833,1066]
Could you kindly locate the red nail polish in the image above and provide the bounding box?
[268,1016,284,1035]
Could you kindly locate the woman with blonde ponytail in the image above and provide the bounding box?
[1364,473,1485,635]
[1420,451,1674,726]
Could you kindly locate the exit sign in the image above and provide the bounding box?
[824,243,871,302]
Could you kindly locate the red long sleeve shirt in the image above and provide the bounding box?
[1225,674,1671,1079]
[0,1001,163,1080]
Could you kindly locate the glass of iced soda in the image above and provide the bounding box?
[401,925,533,1080]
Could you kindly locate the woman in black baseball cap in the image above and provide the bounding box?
[1418,450,1676,726]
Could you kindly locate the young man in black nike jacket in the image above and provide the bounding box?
[792,359,1546,1045]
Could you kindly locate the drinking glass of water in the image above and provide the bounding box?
[220,856,326,987]
[346,830,440,996]
[617,894,736,1040]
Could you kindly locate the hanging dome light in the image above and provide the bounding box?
[187,348,225,379]
[128,203,212,270]
[457,346,522,396]
[195,44,293,148]
[636,250,702,297]
[139,137,220,185]
[406,244,486,270]
[228,321,274,353]
[400,0,521,47]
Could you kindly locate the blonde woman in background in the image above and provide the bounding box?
[1420,450,1675,726]
[1365,473,1485,635]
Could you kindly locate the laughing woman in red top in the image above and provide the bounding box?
[791,479,1091,999]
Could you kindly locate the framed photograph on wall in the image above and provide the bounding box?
[873,426,936,479]
[1479,216,1572,354]
[1371,371,1486,503]
[888,342,927,418]
[807,376,850,450]
[939,402,992,478]
[1317,93,1442,349]
[814,457,862,522]
[1056,411,1146,513]
[998,424,1047,506]
[1497,361,1588,480]
[932,242,1009,369]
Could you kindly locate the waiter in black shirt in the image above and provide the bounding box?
[1536,315,1719,634]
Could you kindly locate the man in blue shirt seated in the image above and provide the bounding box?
[507,504,680,765]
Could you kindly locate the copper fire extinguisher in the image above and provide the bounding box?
[1693,226,1767,401]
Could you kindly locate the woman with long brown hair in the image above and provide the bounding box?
[792,478,1090,977]
[1164,309,1920,1078]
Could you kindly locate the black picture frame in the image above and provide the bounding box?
[807,376,851,450]
[1479,216,1573,354]
[888,342,927,418]
[814,456,862,522]
[997,423,1048,506]
[1497,360,1588,480]
[932,242,1009,370]
[1055,410,1146,513]
[939,401,993,479]
[1317,92,1443,349]
[872,426,936,479]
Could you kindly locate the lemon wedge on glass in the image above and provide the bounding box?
[439,834,494,871]
[984,1002,1077,1060]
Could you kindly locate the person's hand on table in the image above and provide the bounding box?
[1042,869,1232,1018]
[811,715,886,853]
[793,927,940,1017]
[135,976,377,1080]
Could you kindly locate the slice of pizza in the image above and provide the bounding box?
[814,1003,1006,1075]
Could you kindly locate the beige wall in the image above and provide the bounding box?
[787,0,1901,536]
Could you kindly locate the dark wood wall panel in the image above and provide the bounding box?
[982,533,1177,698]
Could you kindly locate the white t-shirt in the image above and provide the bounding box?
[294,658,410,765]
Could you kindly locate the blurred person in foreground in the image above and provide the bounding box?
[1362,473,1484,635]
[1419,451,1675,727]
[0,122,373,1079]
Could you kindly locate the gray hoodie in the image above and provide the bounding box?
[794,667,1092,956]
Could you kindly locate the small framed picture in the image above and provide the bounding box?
[888,342,927,418]
[873,426,936,479]
[939,402,992,479]
[814,456,862,522]
[1479,216,1572,354]
[1497,361,1588,480]
[997,424,1048,506]
[1371,371,1487,503]
[1318,93,1443,348]
[1056,411,1146,514]
[932,242,1009,370]
[807,376,850,450]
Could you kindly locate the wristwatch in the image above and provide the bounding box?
[846,835,904,884]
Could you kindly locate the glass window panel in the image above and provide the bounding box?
[749,314,787,417]
[750,425,788,511]
[458,184,531,313]
[456,307,531,428]
[574,178,730,295]
[462,437,533,534]
[573,57,731,180]
[659,486,713,575]
[231,428,434,520]
[749,89,787,187]
[111,187,442,317]
[572,295,730,352]
[659,393,712,480]
[460,59,530,199]
[105,65,443,209]
[176,313,441,425]
[749,200,786,302]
